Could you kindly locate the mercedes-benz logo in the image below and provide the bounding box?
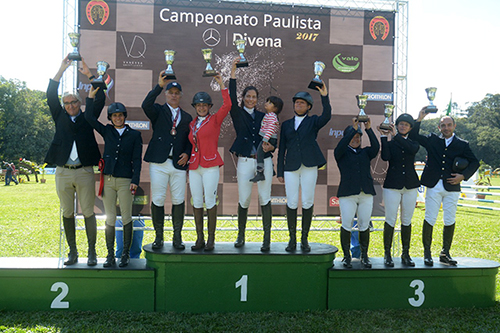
[202,28,221,47]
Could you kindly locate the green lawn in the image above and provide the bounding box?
[0,175,499,332]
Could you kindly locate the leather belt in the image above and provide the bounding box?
[237,154,256,159]
[63,164,83,169]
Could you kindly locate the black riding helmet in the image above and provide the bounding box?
[292,91,313,109]
[107,102,127,120]
[395,113,415,128]
[191,92,213,107]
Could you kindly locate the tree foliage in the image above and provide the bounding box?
[0,77,54,163]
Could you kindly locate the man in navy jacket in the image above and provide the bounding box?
[45,56,101,266]
[142,72,192,250]
[409,108,479,266]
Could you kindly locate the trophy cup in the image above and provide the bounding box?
[308,61,326,90]
[67,32,82,61]
[201,48,217,77]
[380,104,395,130]
[425,87,438,113]
[234,39,248,68]
[163,50,176,80]
[91,61,110,90]
[356,95,369,122]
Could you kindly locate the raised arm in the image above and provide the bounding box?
[141,71,168,121]
[84,87,106,135]
[47,57,72,119]
[315,81,331,129]
[213,74,232,123]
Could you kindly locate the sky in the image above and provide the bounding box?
[1,0,499,119]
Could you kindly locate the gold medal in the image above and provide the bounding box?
[170,128,177,136]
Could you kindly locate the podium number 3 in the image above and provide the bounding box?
[408,279,425,307]
[235,275,248,302]
[51,282,69,309]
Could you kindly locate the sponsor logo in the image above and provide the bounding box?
[332,53,359,73]
[121,35,146,58]
[233,33,282,48]
[363,92,393,102]
[202,28,221,47]
[77,74,114,95]
[369,16,390,40]
[329,129,344,138]
[86,0,110,25]
[329,196,339,207]
[126,121,150,130]
[133,195,149,205]
[270,197,287,205]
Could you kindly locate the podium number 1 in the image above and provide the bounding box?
[235,275,248,302]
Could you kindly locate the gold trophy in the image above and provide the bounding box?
[67,32,82,61]
[425,87,438,113]
[380,104,394,130]
[308,61,325,90]
[201,48,217,77]
[356,95,369,122]
[234,39,248,68]
[91,61,110,90]
[163,50,176,80]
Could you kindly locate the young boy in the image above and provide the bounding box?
[250,96,283,182]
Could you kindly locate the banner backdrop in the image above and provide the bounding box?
[77,0,395,216]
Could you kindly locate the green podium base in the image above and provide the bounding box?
[0,257,155,311]
[0,249,497,312]
[144,242,338,312]
[329,257,499,309]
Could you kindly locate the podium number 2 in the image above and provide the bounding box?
[50,282,69,309]
[408,279,425,307]
[235,275,248,302]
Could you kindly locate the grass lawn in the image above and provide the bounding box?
[0,175,499,331]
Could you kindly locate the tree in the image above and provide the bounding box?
[0,77,54,163]
[465,94,500,168]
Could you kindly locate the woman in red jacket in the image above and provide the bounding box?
[188,74,231,251]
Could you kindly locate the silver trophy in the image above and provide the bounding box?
[308,61,326,90]
[91,61,110,90]
[163,50,176,80]
[67,32,82,61]
[201,48,217,77]
[234,39,248,68]
[425,87,438,113]
[380,104,394,130]
[356,95,369,122]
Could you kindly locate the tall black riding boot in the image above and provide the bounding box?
[151,203,165,249]
[205,206,217,251]
[63,216,78,265]
[234,204,248,248]
[191,207,205,251]
[422,220,434,266]
[300,205,314,252]
[119,222,133,267]
[260,202,272,252]
[85,214,97,266]
[172,202,185,250]
[383,222,394,267]
[440,224,458,265]
[340,227,352,268]
[103,224,116,267]
[401,224,415,266]
[285,206,297,252]
[359,229,372,268]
